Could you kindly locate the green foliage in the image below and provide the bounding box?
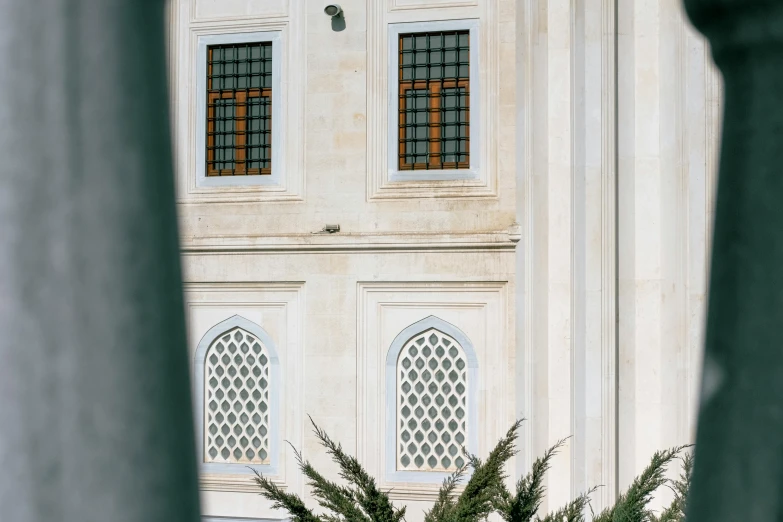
[650,451,694,522]
[253,418,692,522]
[310,417,407,522]
[290,440,365,522]
[252,469,322,522]
[493,436,568,522]
[425,419,523,522]
[253,416,406,522]
[538,488,597,522]
[593,446,689,522]
[424,466,466,522]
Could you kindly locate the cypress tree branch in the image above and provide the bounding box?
[593,446,686,522]
[289,442,368,522]
[429,419,522,522]
[651,449,694,522]
[252,469,322,522]
[494,436,569,522]
[425,466,468,522]
[309,416,406,522]
[536,486,598,522]
[253,416,691,522]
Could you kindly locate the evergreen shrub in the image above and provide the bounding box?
[253,417,693,522]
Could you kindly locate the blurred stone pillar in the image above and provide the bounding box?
[683,0,783,520]
[0,1,201,521]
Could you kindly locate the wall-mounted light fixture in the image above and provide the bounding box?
[324,4,343,17]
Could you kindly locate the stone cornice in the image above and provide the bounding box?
[180,231,519,254]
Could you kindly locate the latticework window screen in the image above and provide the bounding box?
[204,327,271,464]
[397,328,468,471]
[398,30,470,171]
[207,42,272,176]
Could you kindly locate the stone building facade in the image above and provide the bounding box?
[166,0,722,519]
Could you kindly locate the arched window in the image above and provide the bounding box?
[385,316,478,482]
[194,315,280,475]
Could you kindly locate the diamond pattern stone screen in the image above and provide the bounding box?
[397,328,468,471]
[204,327,271,464]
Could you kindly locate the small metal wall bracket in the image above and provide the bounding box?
[313,224,341,234]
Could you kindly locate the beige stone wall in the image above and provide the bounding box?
[615,0,722,502]
[167,0,722,519]
[169,1,518,520]
[182,253,516,520]
[517,0,722,514]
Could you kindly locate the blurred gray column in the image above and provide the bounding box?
[683,0,783,520]
[0,1,201,521]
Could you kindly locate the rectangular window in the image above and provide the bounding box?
[398,30,470,171]
[206,42,273,176]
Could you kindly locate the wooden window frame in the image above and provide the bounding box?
[398,79,470,171]
[207,89,273,176]
[206,47,273,177]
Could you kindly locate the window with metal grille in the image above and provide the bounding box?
[207,42,272,176]
[398,30,470,171]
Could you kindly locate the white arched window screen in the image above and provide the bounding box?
[385,316,478,483]
[194,315,280,475]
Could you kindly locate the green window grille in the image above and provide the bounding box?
[207,42,273,176]
[398,31,470,171]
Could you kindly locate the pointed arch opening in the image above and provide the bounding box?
[385,316,478,483]
[194,315,280,475]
